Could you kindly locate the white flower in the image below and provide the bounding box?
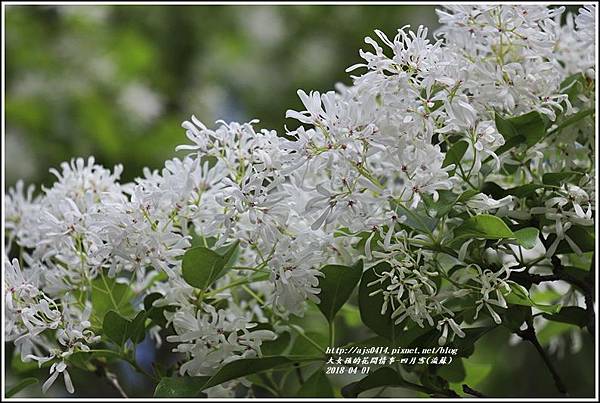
[42,361,74,394]
[166,304,275,377]
[575,5,596,47]
[466,193,514,212]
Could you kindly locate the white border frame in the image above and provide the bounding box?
[1,1,598,401]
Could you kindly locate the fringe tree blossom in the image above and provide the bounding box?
[3,4,596,396]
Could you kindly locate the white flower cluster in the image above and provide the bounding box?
[4,4,596,394]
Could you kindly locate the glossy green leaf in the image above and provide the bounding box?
[90,273,135,328]
[422,189,461,218]
[182,246,226,290]
[501,305,532,332]
[341,367,427,397]
[542,171,583,186]
[453,214,514,240]
[392,201,436,234]
[297,369,334,397]
[102,310,130,346]
[317,260,363,322]
[154,376,210,398]
[201,357,296,390]
[11,354,40,374]
[512,227,539,249]
[549,225,595,254]
[559,72,587,102]
[438,357,466,383]
[102,310,147,347]
[358,262,403,342]
[505,283,561,314]
[442,141,468,169]
[553,108,594,133]
[542,306,588,328]
[154,357,311,396]
[261,330,291,356]
[492,134,525,157]
[496,111,546,148]
[480,182,544,200]
[143,292,175,328]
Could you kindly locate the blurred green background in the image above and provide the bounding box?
[4,4,594,398]
[5,4,440,187]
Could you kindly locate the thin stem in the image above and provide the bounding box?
[516,321,568,396]
[205,273,269,298]
[290,325,326,356]
[242,284,265,305]
[124,356,157,382]
[458,163,479,191]
[231,266,268,273]
[462,384,486,398]
[329,321,335,348]
[294,363,304,385]
[103,368,128,398]
[259,373,281,397]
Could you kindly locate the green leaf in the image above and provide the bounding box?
[492,134,525,157]
[129,310,148,344]
[201,357,297,390]
[317,260,363,322]
[11,354,41,374]
[182,246,227,290]
[501,305,532,332]
[297,369,334,397]
[457,189,480,203]
[512,227,539,250]
[261,330,291,356]
[154,376,210,398]
[559,72,587,102]
[553,108,594,133]
[6,377,39,398]
[453,214,514,241]
[438,358,466,383]
[480,182,506,199]
[537,321,577,346]
[91,273,135,328]
[358,262,403,342]
[451,327,495,358]
[482,182,545,200]
[509,111,547,147]
[542,306,588,328]
[392,201,436,234]
[495,113,518,140]
[442,141,468,169]
[549,225,595,254]
[216,240,240,267]
[461,361,493,388]
[507,184,544,199]
[143,292,175,328]
[496,111,546,147]
[102,310,130,346]
[422,190,460,218]
[102,310,147,347]
[542,171,583,186]
[341,367,427,397]
[504,283,561,314]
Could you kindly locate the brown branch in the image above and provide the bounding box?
[462,384,487,398]
[516,321,568,397]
